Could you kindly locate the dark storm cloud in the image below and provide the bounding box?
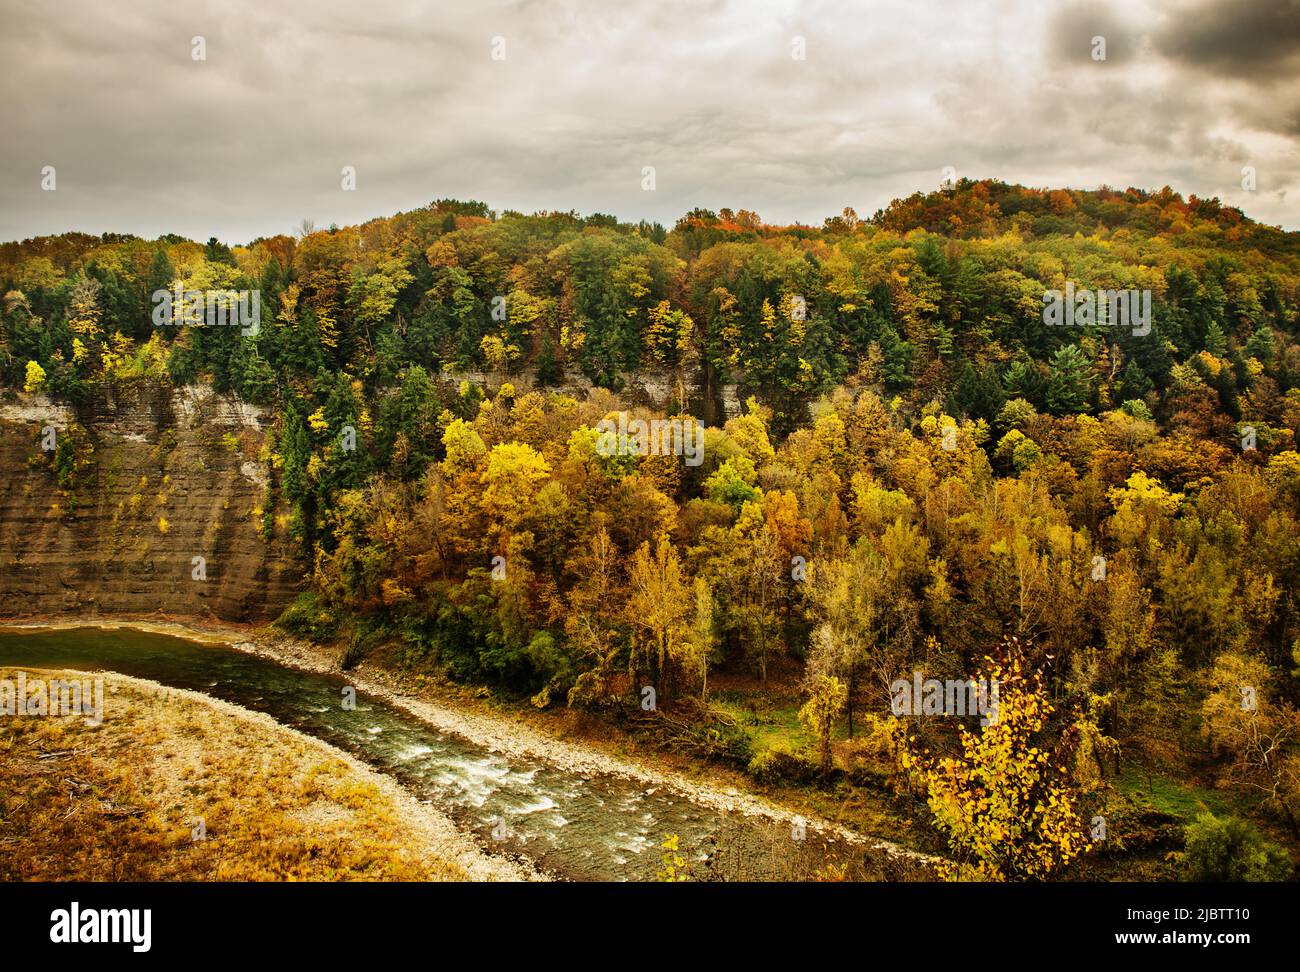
[0,0,1296,242]
[1153,0,1300,81]
[1046,1,1142,64]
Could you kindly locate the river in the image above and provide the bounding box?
[0,625,919,881]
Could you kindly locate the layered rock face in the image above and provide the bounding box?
[432,364,744,423]
[0,384,304,622]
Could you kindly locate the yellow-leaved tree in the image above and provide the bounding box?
[627,534,691,703]
[901,637,1093,881]
[478,441,550,543]
[23,359,46,393]
[799,674,848,777]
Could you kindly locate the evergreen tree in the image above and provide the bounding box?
[1117,358,1153,400]
[1003,359,1047,408]
[1246,326,1276,363]
[535,332,562,386]
[953,361,1006,422]
[878,325,914,390]
[1204,320,1227,357]
[1046,344,1091,414]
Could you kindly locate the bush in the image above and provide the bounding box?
[275,592,340,644]
[842,715,908,790]
[684,717,753,769]
[341,623,383,670]
[1181,812,1293,882]
[747,746,818,785]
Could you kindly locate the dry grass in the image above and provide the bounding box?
[0,667,469,881]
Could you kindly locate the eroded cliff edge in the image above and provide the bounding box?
[0,383,304,621]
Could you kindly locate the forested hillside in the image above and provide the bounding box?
[5,179,1300,880]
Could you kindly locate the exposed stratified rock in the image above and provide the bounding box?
[0,383,303,622]
[434,364,725,418]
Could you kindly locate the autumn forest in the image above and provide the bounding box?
[5,178,1300,882]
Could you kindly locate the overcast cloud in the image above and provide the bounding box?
[0,0,1296,242]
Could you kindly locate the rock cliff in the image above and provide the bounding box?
[0,383,303,622]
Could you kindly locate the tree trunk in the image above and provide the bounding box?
[846,666,857,738]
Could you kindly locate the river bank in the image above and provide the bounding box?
[0,615,935,878]
[0,663,536,881]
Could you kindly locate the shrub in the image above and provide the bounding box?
[340,616,392,670]
[843,714,908,790]
[679,716,753,768]
[1181,812,1293,882]
[275,591,340,644]
[1119,399,1153,421]
[747,745,818,785]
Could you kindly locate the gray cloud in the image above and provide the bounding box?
[0,0,1296,243]
[1153,0,1300,81]
[1046,1,1143,64]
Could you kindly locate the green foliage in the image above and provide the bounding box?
[747,745,819,785]
[1119,398,1153,421]
[275,592,340,644]
[1046,344,1091,415]
[704,456,759,508]
[1181,813,1293,882]
[8,184,1300,876]
[52,422,94,491]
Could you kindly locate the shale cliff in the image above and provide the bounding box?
[0,383,304,622]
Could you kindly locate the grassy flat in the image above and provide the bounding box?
[0,667,480,881]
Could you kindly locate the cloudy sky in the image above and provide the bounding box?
[1,0,1297,243]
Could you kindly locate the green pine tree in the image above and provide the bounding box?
[1046,344,1092,415]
